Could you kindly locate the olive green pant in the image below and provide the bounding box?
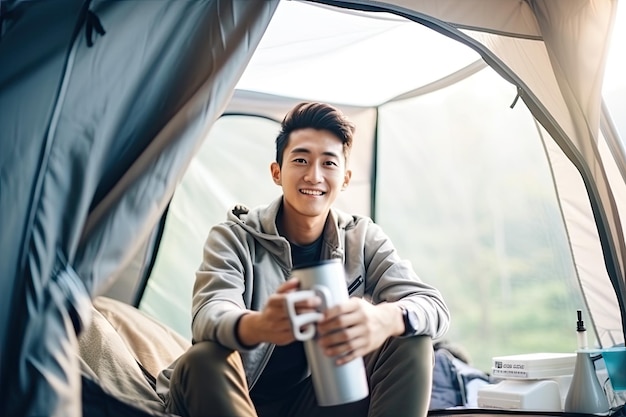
[166,335,433,417]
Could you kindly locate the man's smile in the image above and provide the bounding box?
[300,189,325,196]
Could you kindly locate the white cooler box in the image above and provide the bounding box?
[478,379,563,411]
[478,352,577,411]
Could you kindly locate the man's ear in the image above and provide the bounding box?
[342,169,352,190]
[270,162,282,185]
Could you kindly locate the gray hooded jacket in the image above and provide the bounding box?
[161,196,450,391]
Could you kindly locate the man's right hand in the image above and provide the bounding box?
[237,278,320,346]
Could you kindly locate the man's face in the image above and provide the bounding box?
[271,128,351,221]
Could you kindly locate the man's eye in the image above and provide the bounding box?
[324,160,338,166]
[293,158,307,164]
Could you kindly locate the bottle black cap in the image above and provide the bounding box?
[576,309,586,332]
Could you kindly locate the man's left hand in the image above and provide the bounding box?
[316,299,404,365]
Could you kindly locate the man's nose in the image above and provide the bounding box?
[304,164,322,183]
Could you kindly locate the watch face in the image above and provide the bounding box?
[407,310,419,331]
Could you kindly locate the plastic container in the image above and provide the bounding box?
[478,379,562,411]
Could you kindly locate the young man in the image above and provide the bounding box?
[159,102,450,417]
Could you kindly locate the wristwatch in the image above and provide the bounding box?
[399,306,419,337]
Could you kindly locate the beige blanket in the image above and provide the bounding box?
[78,296,191,412]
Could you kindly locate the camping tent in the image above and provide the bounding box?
[0,0,624,416]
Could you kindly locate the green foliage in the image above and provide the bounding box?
[376,71,588,371]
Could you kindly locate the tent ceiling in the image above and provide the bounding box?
[235,1,481,106]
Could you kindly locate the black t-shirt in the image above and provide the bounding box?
[250,235,324,403]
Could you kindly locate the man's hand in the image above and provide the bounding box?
[316,299,405,365]
[237,278,320,346]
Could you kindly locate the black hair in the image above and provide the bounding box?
[275,102,355,166]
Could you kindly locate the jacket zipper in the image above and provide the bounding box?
[347,275,363,295]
